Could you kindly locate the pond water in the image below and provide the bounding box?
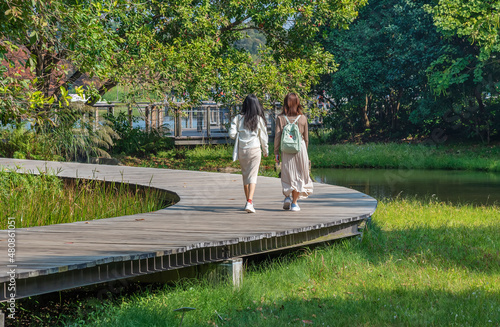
[312,168,500,206]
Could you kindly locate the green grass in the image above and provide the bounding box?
[309,142,500,171]
[121,144,279,178]
[120,142,500,175]
[0,170,173,228]
[10,198,498,326]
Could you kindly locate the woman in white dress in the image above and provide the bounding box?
[229,94,269,213]
[274,93,313,212]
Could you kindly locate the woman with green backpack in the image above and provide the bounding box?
[274,93,313,212]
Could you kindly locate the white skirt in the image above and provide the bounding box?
[239,147,261,185]
[281,140,313,199]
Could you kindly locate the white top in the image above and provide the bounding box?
[229,114,269,155]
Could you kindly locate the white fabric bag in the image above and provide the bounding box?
[232,115,241,162]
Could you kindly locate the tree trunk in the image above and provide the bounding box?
[360,93,370,129]
[53,70,83,99]
[85,79,118,106]
[391,88,403,130]
[474,85,490,144]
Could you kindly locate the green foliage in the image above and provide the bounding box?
[125,144,276,176]
[0,104,117,162]
[105,112,174,157]
[1,0,367,126]
[0,124,56,160]
[0,0,120,116]
[315,0,500,142]
[318,0,446,137]
[424,0,500,93]
[234,29,266,57]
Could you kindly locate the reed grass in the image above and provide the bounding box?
[0,170,172,229]
[18,198,498,326]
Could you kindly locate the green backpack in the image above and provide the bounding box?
[280,115,302,154]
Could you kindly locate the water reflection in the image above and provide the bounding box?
[312,168,500,205]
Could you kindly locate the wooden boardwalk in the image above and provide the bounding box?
[0,158,377,301]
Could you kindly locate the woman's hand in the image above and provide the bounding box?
[275,154,279,163]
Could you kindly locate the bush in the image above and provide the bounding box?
[104,112,174,157]
[0,124,61,160]
[0,106,117,162]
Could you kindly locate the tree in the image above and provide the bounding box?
[122,0,368,109]
[424,0,500,142]
[424,0,500,93]
[0,0,125,125]
[1,0,368,126]
[317,0,446,139]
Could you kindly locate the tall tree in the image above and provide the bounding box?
[1,0,368,126]
[318,0,445,139]
[424,0,500,142]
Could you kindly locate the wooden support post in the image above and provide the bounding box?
[197,107,203,132]
[175,108,182,137]
[145,105,150,133]
[206,105,211,137]
[94,107,99,131]
[270,105,276,140]
[157,105,163,130]
[128,103,133,129]
[0,310,4,327]
[220,258,243,288]
[189,109,193,128]
[107,106,114,116]
[151,105,157,131]
[219,107,224,131]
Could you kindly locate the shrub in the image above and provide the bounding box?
[104,112,174,157]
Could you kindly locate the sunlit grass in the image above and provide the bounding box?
[123,144,278,177]
[308,142,500,171]
[27,198,498,326]
[121,142,500,174]
[0,171,173,229]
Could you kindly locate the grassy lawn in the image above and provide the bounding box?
[119,145,279,178]
[118,141,500,173]
[25,198,494,326]
[308,142,500,171]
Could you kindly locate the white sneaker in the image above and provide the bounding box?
[283,197,292,210]
[245,201,256,213]
[291,203,300,212]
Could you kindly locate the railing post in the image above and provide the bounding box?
[157,104,163,130]
[94,107,99,131]
[127,103,133,129]
[145,105,150,133]
[151,105,157,131]
[175,108,182,137]
[197,107,203,132]
[206,105,211,137]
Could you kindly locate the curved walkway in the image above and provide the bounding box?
[0,158,377,300]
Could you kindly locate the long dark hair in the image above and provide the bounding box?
[281,93,303,116]
[241,94,267,131]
